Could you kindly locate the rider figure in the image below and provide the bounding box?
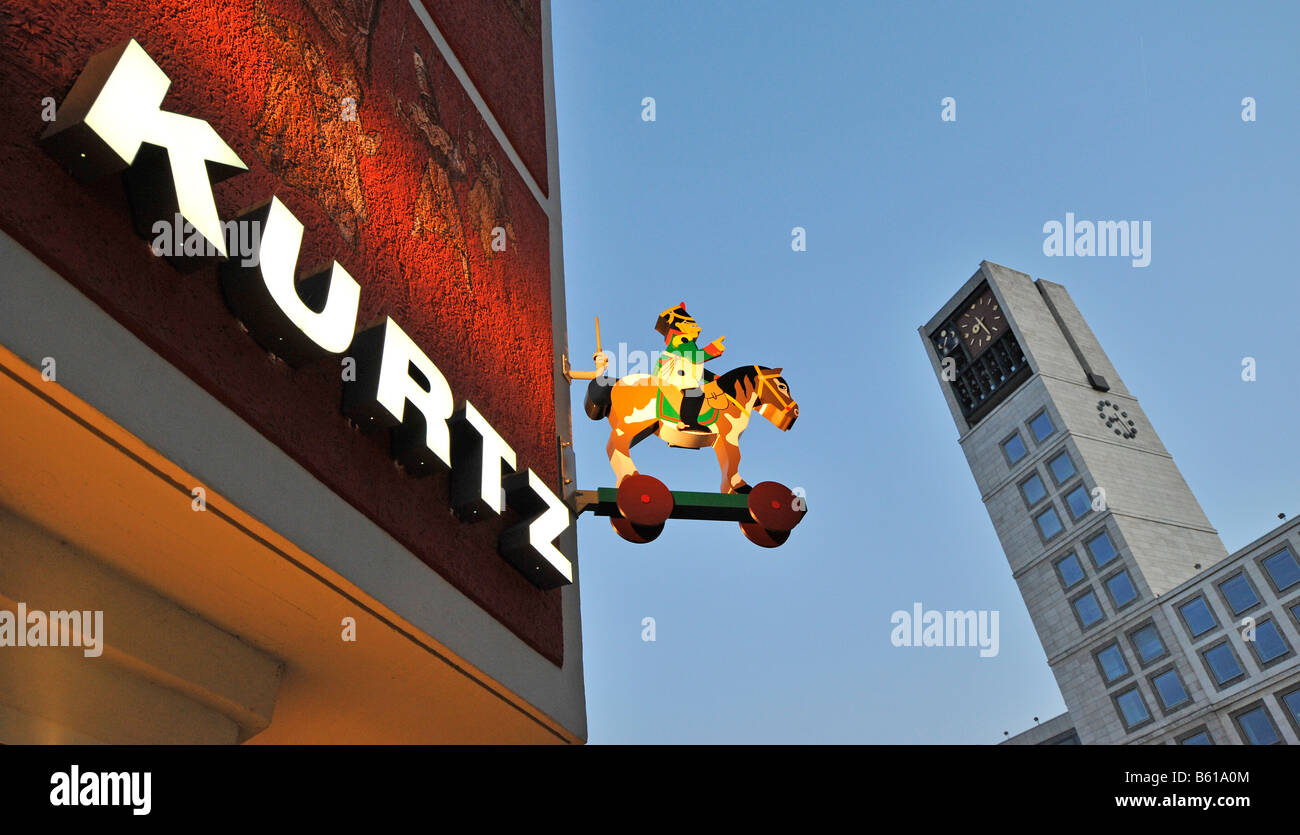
[655,303,725,431]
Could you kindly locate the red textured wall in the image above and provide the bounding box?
[0,0,563,663]
[421,0,549,194]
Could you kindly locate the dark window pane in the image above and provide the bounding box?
[1252,621,1288,663]
[1180,731,1211,745]
[1219,574,1260,615]
[1049,452,1075,484]
[1087,532,1118,567]
[1116,689,1149,726]
[1107,571,1138,608]
[1131,625,1165,664]
[1056,554,1084,588]
[1179,597,1217,638]
[1022,474,1047,505]
[1036,507,1063,539]
[1262,549,1300,592]
[1003,434,1027,464]
[1236,708,1280,745]
[1203,644,1243,685]
[1066,486,1091,519]
[1152,670,1189,709]
[1074,592,1104,627]
[1282,691,1300,725]
[1029,412,1055,442]
[1096,644,1128,681]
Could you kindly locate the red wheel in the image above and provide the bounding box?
[611,516,664,543]
[746,481,804,532]
[739,522,789,548]
[617,473,675,527]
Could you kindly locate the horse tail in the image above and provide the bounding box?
[584,376,613,420]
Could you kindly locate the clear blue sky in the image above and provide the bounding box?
[550,0,1300,743]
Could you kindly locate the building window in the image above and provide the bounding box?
[1291,600,1300,631]
[1232,703,1282,745]
[1020,472,1048,507]
[1217,572,1261,617]
[1072,589,1105,629]
[1094,642,1129,683]
[1246,618,1292,667]
[1200,640,1245,688]
[1149,667,1190,712]
[1177,728,1212,745]
[1064,485,1092,520]
[1035,506,1064,541]
[1028,410,1055,444]
[1177,595,1218,639]
[1105,570,1139,610]
[1047,450,1075,485]
[1280,687,1300,736]
[1128,623,1167,666]
[1055,553,1085,589]
[1260,547,1300,594]
[1085,531,1118,568]
[1113,686,1152,731]
[1001,432,1028,466]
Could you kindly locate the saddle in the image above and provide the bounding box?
[656,381,728,427]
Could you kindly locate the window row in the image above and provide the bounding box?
[1019,449,1077,504]
[1196,619,1295,690]
[1183,691,1300,745]
[1115,669,1300,739]
[1112,664,1193,731]
[999,409,1058,468]
[1054,530,1121,589]
[1093,620,1171,686]
[1175,549,1300,645]
[1070,571,1140,631]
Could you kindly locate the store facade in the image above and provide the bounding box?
[0,0,585,743]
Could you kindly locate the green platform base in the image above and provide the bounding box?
[575,488,752,523]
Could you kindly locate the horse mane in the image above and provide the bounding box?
[715,365,768,402]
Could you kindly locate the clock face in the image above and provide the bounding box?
[933,326,960,355]
[1097,400,1138,439]
[956,291,1005,355]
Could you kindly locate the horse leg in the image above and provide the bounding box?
[608,418,658,486]
[607,378,660,486]
[713,437,747,494]
[607,422,638,486]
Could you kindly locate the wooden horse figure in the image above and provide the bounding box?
[583,364,798,494]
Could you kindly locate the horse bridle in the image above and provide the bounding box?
[753,367,796,425]
[718,367,796,423]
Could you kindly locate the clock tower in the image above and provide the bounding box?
[920,262,1229,739]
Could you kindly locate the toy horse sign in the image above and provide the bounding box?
[566,304,807,547]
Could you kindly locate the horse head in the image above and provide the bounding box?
[753,367,798,430]
[715,365,798,430]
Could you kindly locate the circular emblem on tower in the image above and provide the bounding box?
[1097,400,1137,440]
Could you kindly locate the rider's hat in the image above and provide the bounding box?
[655,302,695,338]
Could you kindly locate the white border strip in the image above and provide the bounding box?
[406,0,552,212]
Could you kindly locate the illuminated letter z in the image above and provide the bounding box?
[501,470,574,590]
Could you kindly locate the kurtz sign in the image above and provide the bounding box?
[40,39,572,590]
